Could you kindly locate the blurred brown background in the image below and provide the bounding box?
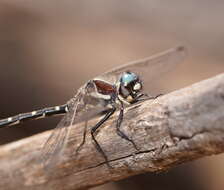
[0,1,223,190]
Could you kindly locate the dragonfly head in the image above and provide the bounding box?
[118,71,143,104]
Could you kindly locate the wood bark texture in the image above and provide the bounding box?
[0,73,224,190]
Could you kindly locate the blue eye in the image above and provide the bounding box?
[120,72,138,85]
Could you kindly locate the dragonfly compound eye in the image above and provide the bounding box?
[120,71,138,86]
[119,71,143,103]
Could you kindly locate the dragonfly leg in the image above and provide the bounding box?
[116,101,139,150]
[75,120,88,156]
[147,93,163,99]
[74,82,94,156]
[134,93,163,103]
[91,107,116,167]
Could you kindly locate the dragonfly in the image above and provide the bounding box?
[0,46,186,167]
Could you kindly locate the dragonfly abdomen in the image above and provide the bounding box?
[0,104,68,128]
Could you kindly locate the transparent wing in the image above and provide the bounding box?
[40,84,109,169]
[40,113,73,168]
[97,46,187,89]
[40,89,84,169]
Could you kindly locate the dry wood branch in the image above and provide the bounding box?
[0,73,224,190]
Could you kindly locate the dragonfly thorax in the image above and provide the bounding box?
[118,71,143,104]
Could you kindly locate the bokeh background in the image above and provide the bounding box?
[0,1,223,190]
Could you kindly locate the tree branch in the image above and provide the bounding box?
[0,73,224,190]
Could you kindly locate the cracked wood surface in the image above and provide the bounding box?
[0,73,224,190]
